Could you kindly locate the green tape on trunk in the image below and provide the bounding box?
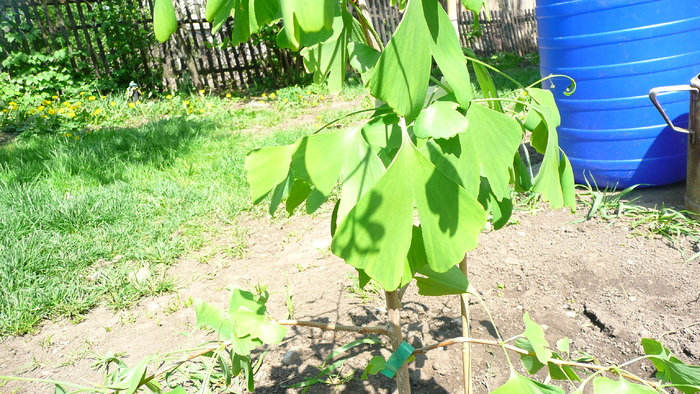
[380,341,414,378]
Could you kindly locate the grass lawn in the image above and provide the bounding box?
[0,83,368,336]
[0,59,542,336]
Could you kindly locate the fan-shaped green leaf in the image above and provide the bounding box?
[463,103,522,200]
[424,0,472,108]
[413,101,468,140]
[523,312,552,364]
[492,370,565,394]
[331,136,415,290]
[369,0,431,121]
[415,264,469,296]
[153,0,178,42]
[593,377,657,394]
[245,143,298,204]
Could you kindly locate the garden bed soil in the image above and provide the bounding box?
[2,181,700,393]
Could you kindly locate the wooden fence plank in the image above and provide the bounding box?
[1,0,538,93]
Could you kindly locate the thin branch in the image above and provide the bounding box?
[276,319,390,335]
[413,337,661,389]
[658,321,700,340]
[0,376,101,393]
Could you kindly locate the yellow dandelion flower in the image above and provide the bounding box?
[74,136,80,140]
[8,101,17,106]
[316,115,322,119]
[269,93,276,98]
[88,96,96,101]
[165,94,173,100]
[128,102,136,108]
[48,109,56,115]
[225,93,232,98]
[135,100,141,105]
[41,115,47,118]
[9,105,18,110]
[70,104,80,110]
[63,133,72,137]
[92,108,102,116]
[51,95,59,100]
[29,109,36,114]
[63,102,71,108]
[58,108,66,114]
[67,112,76,118]
[110,101,117,106]
[80,91,85,96]
[101,95,106,99]
[37,106,45,112]
[199,109,204,113]
[312,101,319,106]
[262,93,267,97]
[282,98,288,102]
[183,100,190,106]
[1,109,8,113]
[320,95,325,100]
[42,100,51,105]
[306,90,312,95]
[199,89,205,94]
[258,100,265,104]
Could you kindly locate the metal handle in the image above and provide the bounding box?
[649,85,699,134]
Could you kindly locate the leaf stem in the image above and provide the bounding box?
[276,319,390,335]
[464,54,526,91]
[347,0,385,51]
[312,107,377,134]
[412,337,661,389]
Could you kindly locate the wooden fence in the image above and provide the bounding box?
[0,0,538,92]
[363,1,538,56]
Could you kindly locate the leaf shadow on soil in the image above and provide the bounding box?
[254,302,453,393]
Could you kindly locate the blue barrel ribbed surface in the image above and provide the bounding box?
[536,0,700,187]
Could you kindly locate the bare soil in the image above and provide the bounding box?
[2,181,700,393]
[2,100,700,393]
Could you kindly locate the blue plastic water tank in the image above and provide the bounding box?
[536,0,700,187]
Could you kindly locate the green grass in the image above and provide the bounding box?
[0,83,367,336]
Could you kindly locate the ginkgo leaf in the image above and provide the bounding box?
[463,103,522,200]
[348,41,381,79]
[461,0,486,14]
[523,312,552,364]
[245,143,298,204]
[153,0,178,42]
[235,308,287,344]
[491,370,565,394]
[411,141,486,272]
[300,11,348,94]
[292,129,356,212]
[331,137,415,290]
[593,377,657,394]
[642,338,700,392]
[424,0,472,108]
[332,132,486,289]
[369,0,431,122]
[415,264,469,296]
[338,129,386,223]
[413,101,468,140]
[280,0,335,49]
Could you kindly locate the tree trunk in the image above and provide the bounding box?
[386,290,411,394]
